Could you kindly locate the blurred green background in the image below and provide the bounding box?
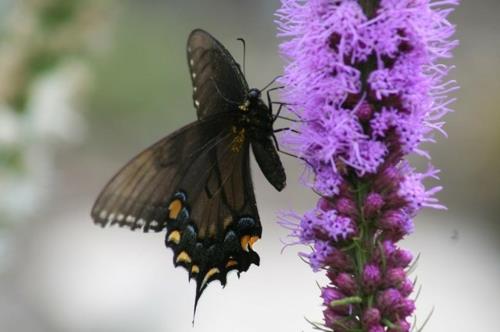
[0,0,499,331]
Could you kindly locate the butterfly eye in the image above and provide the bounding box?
[248,88,261,100]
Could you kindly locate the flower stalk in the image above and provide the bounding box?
[276,0,458,331]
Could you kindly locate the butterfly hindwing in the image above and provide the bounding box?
[165,131,261,306]
[92,113,234,230]
[187,29,248,119]
[91,112,261,302]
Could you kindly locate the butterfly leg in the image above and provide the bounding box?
[271,133,314,167]
[267,89,305,124]
[273,106,303,123]
[273,127,300,134]
[266,85,304,123]
[266,86,285,111]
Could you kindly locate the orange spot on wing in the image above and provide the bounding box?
[176,251,192,264]
[167,230,181,244]
[223,216,233,229]
[226,260,238,268]
[249,236,260,248]
[240,235,250,251]
[168,199,183,219]
[202,268,220,288]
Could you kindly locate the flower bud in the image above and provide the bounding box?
[334,273,357,295]
[356,101,374,122]
[385,267,406,287]
[397,299,416,318]
[335,197,357,216]
[398,278,414,297]
[390,248,413,268]
[362,308,381,327]
[388,320,411,332]
[369,325,385,332]
[364,192,385,217]
[376,288,402,314]
[362,264,381,291]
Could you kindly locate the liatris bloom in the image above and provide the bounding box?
[276,0,458,330]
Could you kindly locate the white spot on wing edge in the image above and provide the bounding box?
[126,215,136,223]
[187,46,192,53]
[192,72,196,79]
[117,214,124,221]
[137,218,145,227]
[99,210,108,219]
[190,59,194,66]
[193,86,197,92]
[195,100,200,107]
[107,213,115,222]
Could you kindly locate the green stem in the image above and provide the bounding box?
[330,296,363,308]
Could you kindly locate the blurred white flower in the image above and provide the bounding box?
[0,105,21,147]
[0,0,113,226]
[0,145,52,221]
[26,61,90,144]
[0,60,90,220]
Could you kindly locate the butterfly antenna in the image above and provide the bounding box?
[260,75,283,92]
[237,37,246,76]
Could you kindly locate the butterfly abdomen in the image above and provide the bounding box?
[251,138,286,192]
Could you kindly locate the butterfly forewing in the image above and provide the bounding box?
[187,29,248,119]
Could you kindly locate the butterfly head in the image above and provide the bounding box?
[239,88,262,112]
[248,88,261,101]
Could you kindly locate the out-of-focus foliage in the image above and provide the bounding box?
[0,0,113,223]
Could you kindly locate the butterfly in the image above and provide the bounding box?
[91,28,286,312]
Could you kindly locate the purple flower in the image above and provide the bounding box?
[362,308,381,327]
[277,0,458,329]
[364,192,385,217]
[369,326,385,332]
[334,272,358,295]
[362,263,382,290]
[322,287,345,306]
[388,320,411,332]
[398,279,414,297]
[377,288,402,314]
[390,248,413,268]
[385,267,406,286]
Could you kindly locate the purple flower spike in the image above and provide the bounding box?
[277,0,458,329]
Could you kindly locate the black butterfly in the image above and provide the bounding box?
[91,29,286,312]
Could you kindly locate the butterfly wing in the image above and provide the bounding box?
[187,29,248,119]
[91,113,261,304]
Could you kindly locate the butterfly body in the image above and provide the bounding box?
[91,29,285,312]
